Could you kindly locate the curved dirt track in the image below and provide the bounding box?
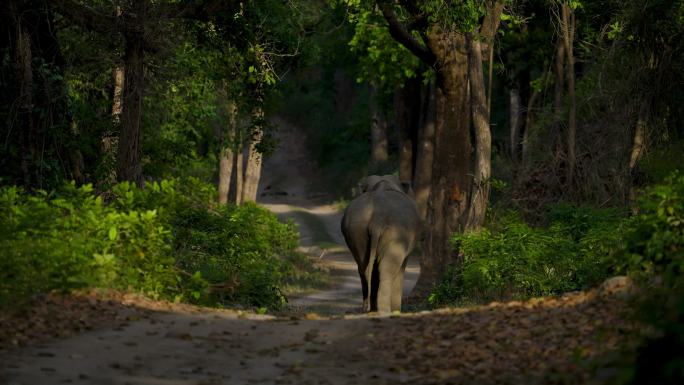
[258,117,419,315]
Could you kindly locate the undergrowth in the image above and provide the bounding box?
[429,204,627,307]
[0,178,327,311]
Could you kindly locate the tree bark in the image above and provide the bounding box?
[368,83,389,164]
[561,3,576,184]
[395,76,421,190]
[218,148,234,204]
[551,37,565,157]
[116,32,144,184]
[509,88,521,160]
[629,107,647,172]
[242,124,263,203]
[218,100,237,204]
[413,80,436,220]
[467,35,491,230]
[12,9,36,186]
[233,149,244,205]
[411,30,471,297]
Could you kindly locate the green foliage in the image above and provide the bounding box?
[429,206,626,307]
[603,172,684,385]
[0,183,174,306]
[0,178,317,311]
[622,172,684,284]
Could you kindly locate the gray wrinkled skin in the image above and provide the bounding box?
[341,175,421,313]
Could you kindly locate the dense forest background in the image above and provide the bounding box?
[1,0,684,383]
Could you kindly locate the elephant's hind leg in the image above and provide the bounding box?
[376,246,405,313]
[390,257,408,312]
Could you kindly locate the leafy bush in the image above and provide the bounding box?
[429,206,626,307]
[620,172,684,385]
[0,183,174,306]
[0,178,315,311]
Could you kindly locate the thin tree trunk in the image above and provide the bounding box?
[218,100,237,204]
[116,34,144,184]
[629,107,647,172]
[552,38,565,159]
[509,88,520,160]
[523,88,540,164]
[13,12,36,186]
[100,65,123,185]
[218,149,234,204]
[467,36,491,230]
[561,3,576,184]
[111,66,124,122]
[368,83,388,164]
[233,149,244,205]
[242,127,263,203]
[413,80,436,220]
[395,77,421,190]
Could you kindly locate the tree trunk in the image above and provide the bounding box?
[411,31,471,297]
[395,76,421,190]
[551,37,565,157]
[111,66,124,122]
[242,127,263,203]
[218,100,237,204]
[233,149,244,205]
[629,107,647,172]
[466,36,491,230]
[522,87,540,164]
[509,88,521,160]
[100,65,123,186]
[12,10,36,186]
[368,83,388,164]
[561,3,576,184]
[218,148,234,204]
[116,34,144,184]
[413,80,436,220]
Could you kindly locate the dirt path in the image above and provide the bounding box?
[258,116,419,315]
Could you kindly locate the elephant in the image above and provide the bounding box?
[341,175,421,313]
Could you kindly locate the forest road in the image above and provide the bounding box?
[258,116,420,316]
[0,118,419,385]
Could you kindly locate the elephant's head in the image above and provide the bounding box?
[358,175,404,194]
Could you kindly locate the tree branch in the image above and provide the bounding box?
[155,0,241,21]
[50,0,117,34]
[379,3,436,67]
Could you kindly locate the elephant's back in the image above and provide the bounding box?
[371,190,421,230]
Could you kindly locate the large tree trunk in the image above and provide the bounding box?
[395,76,421,190]
[116,34,144,184]
[413,80,436,220]
[368,83,389,164]
[561,3,576,184]
[412,31,471,297]
[466,36,491,230]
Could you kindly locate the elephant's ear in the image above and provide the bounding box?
[401,182,415,197]
[360,175,382,193]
